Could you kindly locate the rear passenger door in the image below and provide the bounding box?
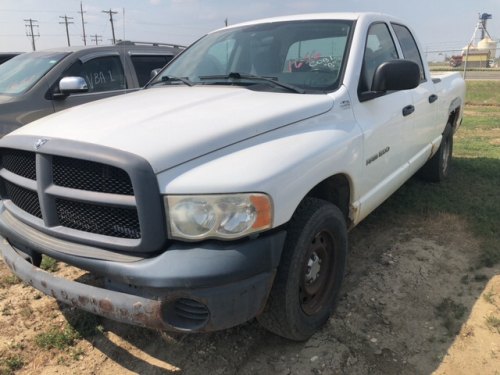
[53,51,128,112]
[392,23,437,163]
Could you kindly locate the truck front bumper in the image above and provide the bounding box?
[0,207,287,332]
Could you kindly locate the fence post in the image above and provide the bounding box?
[463,44,470,80]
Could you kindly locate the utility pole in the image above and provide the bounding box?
[102,8,118,44]
[78,1,87,45]
[91,34,102,45]
[24,19,39,51]
[224,18,228,27]
[59,15,74,46]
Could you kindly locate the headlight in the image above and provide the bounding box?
[165,194,272,240]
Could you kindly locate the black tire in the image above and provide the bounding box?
[418,122,453,182]
[257,198,347,341]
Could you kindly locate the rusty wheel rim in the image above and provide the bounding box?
[299,228,337,316]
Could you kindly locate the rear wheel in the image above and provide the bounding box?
[418,122,453,182]
[257,198,347,340]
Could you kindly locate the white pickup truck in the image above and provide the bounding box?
[0,13,465,340]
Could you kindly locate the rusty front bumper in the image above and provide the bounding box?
[0,238,276,332]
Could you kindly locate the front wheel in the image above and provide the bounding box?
[257,198,347,341]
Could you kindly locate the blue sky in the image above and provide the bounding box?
[1,0,499,61]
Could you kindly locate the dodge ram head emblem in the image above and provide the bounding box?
[34,138,49,150]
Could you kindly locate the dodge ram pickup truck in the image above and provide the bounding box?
[0,13,465,340]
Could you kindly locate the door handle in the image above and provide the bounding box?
[429,94,438,103]
[402,105,415,116]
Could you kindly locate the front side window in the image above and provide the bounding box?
[392,24,425,81]
[359,23,398,94]
[64,55,126,93]
[0,52,68,95]
[131,55,173,87]
[153,20,353,92]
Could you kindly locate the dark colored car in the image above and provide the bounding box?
[0,42,184,136]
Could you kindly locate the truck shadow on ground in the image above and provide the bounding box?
[60,157,499,375]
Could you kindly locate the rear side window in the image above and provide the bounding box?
[64,55,127,93]
[131,55,173,87]
[392,24,425,81]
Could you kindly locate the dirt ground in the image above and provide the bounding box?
[1,212,499,375]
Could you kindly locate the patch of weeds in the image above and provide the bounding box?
[474,274,489,282]
[436,298,468,336]
[2,305,13,316]
[70,347,84,361]
[33,294,42,300]
[2,275,20,286]
[484,288,496,305]
[40,255,59,272]
[485,314,500,334]
[35,324,80,350]
[57,356,66,365]
[4,356,24,372]
[460,274,469,284]
[0,292,7,301]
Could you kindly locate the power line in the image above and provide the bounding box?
[59,15,74,46]
[102,8,118,44]
[24,18,39,51]
[78,1,87,45]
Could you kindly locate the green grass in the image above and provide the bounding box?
[436,298,468,336]
[485,314,500,333]
[466,81,500,106]
[35,324,80,350]
[0,275,21,288]
[0,356,24,375]
[40,255,59,272]
[483,288,496,305]
[365,105,500,267]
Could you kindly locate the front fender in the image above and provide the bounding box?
[157,112,363,228]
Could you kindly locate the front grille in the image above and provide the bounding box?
[1,149,36,180]
[4,180,42,218]
[55,199,141,239]
[53,156,134,195]
[0,141,165,253]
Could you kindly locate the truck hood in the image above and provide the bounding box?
[10,86,333,173]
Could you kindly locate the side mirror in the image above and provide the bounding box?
[360,60,420,101]
[59,76,88,95]
[372,60,420,92]
[150,69,162,80]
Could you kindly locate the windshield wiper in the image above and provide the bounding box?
[199,72,305,94]
[149,75,195,87]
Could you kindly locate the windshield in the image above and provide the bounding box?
[0,52,68,95]
[153,20,353,92]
